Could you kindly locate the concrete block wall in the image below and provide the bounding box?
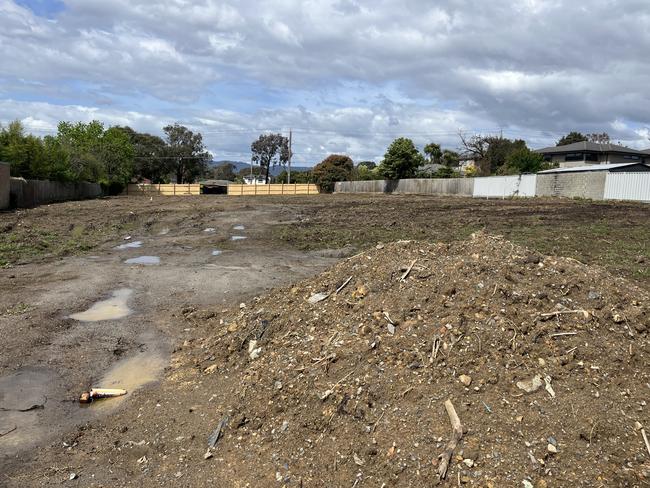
[0,163,9,210]
[536,173,606,200]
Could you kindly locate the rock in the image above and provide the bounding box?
[308,292,330,304]
[239,302,246,309]
[547,443,558,454]
[354,452,365,466]
[613,313,624,324]
[248,340,261,360]
[588,290,602,300]
[319,389,333,401]
[459,374,472,387]
[516,375,543,393]
[204,364,218,374]
[352,285,369,299]
[69,473,78,480]
[523,480,534,488]
[462,458,475,467]
[280,420,289,433]
[204,450,213,460]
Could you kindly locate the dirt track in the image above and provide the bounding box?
[1,194,649,486]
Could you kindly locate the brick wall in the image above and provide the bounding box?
[536,173,606,199]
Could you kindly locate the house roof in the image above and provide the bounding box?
[538,163,650,174]
[534,141,647,155]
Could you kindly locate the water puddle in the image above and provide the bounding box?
[89,352,166,411]
[233,225,245,230]
[69,288,133,322]
[212,249,222,256]
[0,368,58,452]
[114,241,143,250]
[203,227,216,233]
[231,235,247,241]
[124,256,160,265]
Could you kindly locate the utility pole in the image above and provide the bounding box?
[288,129,292,184]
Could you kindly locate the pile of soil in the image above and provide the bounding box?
[183,233,650,487]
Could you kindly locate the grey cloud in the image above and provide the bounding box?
[1,0,649,154]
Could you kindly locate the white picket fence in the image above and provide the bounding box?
[473,174,537,198]
[604,173,650,202]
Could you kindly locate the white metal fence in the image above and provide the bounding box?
[473,174,537,198]
[604,173,650,202]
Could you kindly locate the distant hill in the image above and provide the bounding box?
[211,160,312,177]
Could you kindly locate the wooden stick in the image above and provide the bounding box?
[642,428,650,457]
[550,332,578,338]
[540,310,588,318]
[336,276,353,294]
[400,260,417,282]
[437,399,463,480]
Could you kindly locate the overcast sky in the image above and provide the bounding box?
[1,0,649,164]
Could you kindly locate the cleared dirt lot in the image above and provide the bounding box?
[1,194,649,486]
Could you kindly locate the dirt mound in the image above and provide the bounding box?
[185,233,650,487]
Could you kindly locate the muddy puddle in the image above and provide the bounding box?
[0,368,62,453]
[233,225,245,230]
[231,235,247,241]
[114,241,143,250]
[69,288,132,322]
[88,352,167,411]
[124,256,160,265]
[212,250,222,256]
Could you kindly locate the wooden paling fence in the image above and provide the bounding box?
[227,184,319,196]
[125,184,201,196]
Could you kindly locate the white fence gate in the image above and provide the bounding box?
[604,173,650,202]
[473,174,537,198]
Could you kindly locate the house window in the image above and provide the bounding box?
[623,155,640,160]
[565,153,584,162]
[584,153,598,161]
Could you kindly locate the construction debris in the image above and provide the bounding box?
[178,234,650,486]
[79,388,127,403]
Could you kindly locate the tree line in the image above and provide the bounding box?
[2,120,615,194]
[0,120,210,193]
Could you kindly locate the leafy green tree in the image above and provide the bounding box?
[354,163,382,181]
[378,137,424,179]
[313,154,353,192]
[433,166,456,178]
[211,162,237,181]
[424,143,442,164]
[163,124,211,183]
[116,126,169,183]
[441,149,460,167]
[499,147,547,174]
[587,132,610,144]
[557,131,587,146]
[56,121,106,182]
[356,160,376,170]
[277,169,312,183]
[250,133,289,184]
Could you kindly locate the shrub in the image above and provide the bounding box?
[312,154,354,193]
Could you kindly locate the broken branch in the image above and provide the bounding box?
[437,399,463,480]
[400,259,417,282]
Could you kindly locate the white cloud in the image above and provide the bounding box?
[1,0,650,162]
